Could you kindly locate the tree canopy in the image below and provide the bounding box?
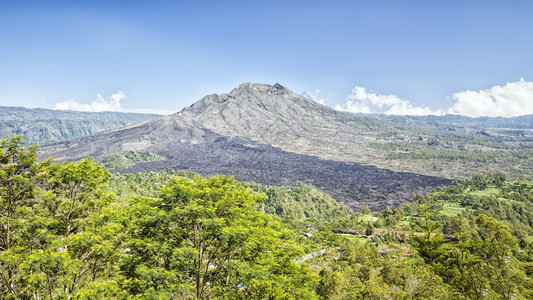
[2,136,533,299]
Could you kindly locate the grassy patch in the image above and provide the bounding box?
[100,150,163,170]
[439,202,466,217]
[357,214,379,223]
[468,187,500,197]
[338,234,370,243]
[396,216,414,229]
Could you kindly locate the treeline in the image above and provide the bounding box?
[374,140,533,163]
[99,150,163,170]
[346,172,533,299]
[273,172,533,298]
[245,182,352,221]
[373,113,533,130]
[108,170,351,221]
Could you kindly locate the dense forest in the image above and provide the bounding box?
[1,136,532,299]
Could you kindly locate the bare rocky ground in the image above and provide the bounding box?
[126,136,450,211]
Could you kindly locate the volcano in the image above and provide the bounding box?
[40,83,450,211]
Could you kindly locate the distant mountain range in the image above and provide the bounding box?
[372,113,533,131]
[0,106,162,145]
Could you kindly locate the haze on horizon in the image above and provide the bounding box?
[1,1,532,118]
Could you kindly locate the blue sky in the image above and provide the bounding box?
[1,1,533,116]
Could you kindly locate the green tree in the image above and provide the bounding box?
[474,214,523,299]
[43,158,113,237]
[444,235,485,298]
[123,175,317,299]
[0,136,51,298]
[474,214,516,266]
[316,268,342,299]
[34,158,122,298]
[0,136,41,252]
[365,221,374,236]
[411,206,448,265]
[360,204,371,214]
[0,143,123,299]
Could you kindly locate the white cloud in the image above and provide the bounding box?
[55,91,125,112]
[336,79,533,117]
[447,78,533,117]
[335,86,443,116]
[302,90,326,105]
[54,91,174,115]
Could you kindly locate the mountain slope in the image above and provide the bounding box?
[39,84,451,211]
[179,82,387,163]
[178,83,533,178]
[39,116,448,211]
[0,106,162,145]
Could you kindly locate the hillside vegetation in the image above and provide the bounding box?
[2,136,533,299]
[99,150,164,170]
[108,169,352,221]
[0,106,161,145]
[373,113,533,130]
[324,109,533,179]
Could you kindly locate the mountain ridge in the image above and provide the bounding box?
[0,106,162,145]
[372,113,533,130]
[178,82,384,164]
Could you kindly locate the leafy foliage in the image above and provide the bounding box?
[246,182,352,221]
[0,136,122,299]
[2,135,533,299]
[108,170,351,221]
[99,150,163,170]
[1,136,319,299]
[123,175,316,299]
